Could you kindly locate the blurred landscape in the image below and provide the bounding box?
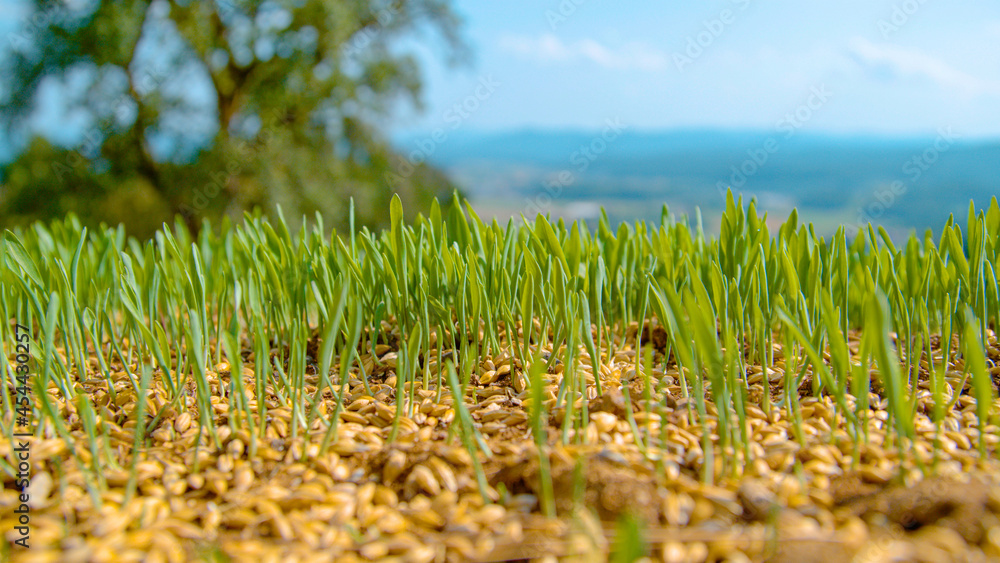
[397,128,1000,239]
[2,1,999,241]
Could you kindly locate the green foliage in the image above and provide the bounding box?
[1,0,467,238]
[610,512,649,563]
[1,191,998,493]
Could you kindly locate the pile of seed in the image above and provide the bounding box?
[2,324,1000,563]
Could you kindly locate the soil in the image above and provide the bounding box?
[488,450,661,524]
[832,473,1000,544]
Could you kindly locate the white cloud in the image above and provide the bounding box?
[847,37,1000,97]
[499,33,668,71]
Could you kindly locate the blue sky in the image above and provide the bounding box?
[2,0,1000,153]
[395,0,1000,138]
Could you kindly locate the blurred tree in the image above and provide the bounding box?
[0,0,466,238]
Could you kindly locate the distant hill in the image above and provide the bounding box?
[395,128,1000,237]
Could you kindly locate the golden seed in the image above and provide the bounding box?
[503,411,528,426]
[475,504,506,524]
[661,541,686,563]
[858,465,891,484]
[512,371,527,393]
[375,402,396,422]
[234,465,254,492]
[427,457,458,492]
[440,447,472,467]
[478,370,498,385]
[480,409,508,423]
[217,453,235,473]
[186,474,205,490]
[408,506,446,529]
[360,541,389,560]
[591,412,617,434]
[207,478,228,496]
[408,465,441,496]
[378,509,406,534]
[173,412,192,433]
[373,485,398,507]
[383,450,407,485]
[228,438,245,457]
